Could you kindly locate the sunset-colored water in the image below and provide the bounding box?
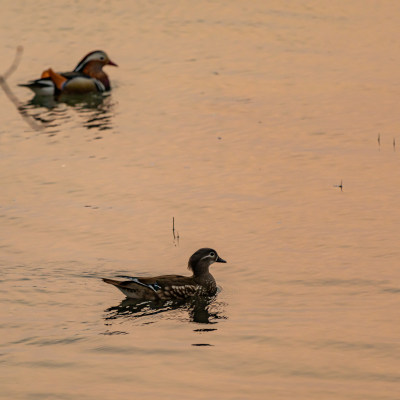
[1,1,400,399]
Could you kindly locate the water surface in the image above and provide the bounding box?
[1,1,400,399]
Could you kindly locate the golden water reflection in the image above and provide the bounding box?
[2,1,400,399]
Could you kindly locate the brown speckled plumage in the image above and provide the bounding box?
[102,248,226,300]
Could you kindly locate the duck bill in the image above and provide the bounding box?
[108,59,118,67]
[216,256,227,263]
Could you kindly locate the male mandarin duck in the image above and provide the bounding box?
[102,248,226,300]
[19,50,117,96]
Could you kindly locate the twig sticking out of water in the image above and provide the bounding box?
[334,180,343,191]
[377,133,381,149]
[172,217,179,246]
[0,46,43,131]
[393,138,396,151]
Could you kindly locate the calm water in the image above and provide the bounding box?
[1,1,400,399]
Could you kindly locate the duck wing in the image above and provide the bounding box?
[19,71,88,95]
[103,275,202,300]
[102,277,160,300]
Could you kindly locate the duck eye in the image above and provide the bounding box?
[100,56,105,60]
[209,252,215,257]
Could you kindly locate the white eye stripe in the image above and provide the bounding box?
[87,53,106,62]
[200,253,216,261]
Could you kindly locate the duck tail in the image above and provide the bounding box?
[102,278,121,286]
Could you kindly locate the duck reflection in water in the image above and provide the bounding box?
[19,92,115,132]
[104,295,227,325]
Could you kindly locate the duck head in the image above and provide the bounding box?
[188,248,226,276]
[74,50,118,73]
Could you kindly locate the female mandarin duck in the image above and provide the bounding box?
[102,248,226,300]
[19,50,117,96]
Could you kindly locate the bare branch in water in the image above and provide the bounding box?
[3,46,23,80]
[0,46,43,131]
[172,217,179,246]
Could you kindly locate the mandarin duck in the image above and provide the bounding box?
[19,50,117,96]
[102,248,226,300]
